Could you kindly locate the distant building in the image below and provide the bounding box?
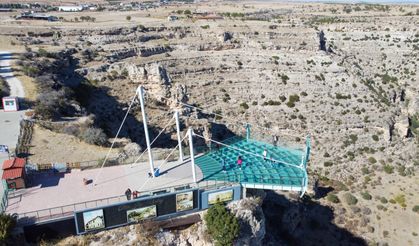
[58,6,83,12]
[2,97,19,111]
[167,15,178,21]
[2,157,26,189]
[15,13,58,22]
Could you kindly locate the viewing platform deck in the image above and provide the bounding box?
[5,137,308,225]
[6,159,209,224]
[195,137,308,192]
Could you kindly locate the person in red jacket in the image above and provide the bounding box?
[237,156,243,170]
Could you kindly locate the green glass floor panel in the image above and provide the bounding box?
[196,138,306,188]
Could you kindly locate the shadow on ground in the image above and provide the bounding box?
[79,85,177,149]
[24,218,76,243]
[27,172,66,188]
[259,190,367,246]
[315,186,334,199]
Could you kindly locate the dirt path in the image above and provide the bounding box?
[0,51,25,98]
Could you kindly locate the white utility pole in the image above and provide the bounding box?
[174,110,184,162]
[188,128,197,183]
[137,86,155,177]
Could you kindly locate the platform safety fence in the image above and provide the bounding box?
[15,180,237,225]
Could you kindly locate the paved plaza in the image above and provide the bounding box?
[6,159,203,219]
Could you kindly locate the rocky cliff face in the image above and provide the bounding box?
[51,190,372,246]
[156,197,266,246]
[156,220,212,246]
[227,197,266,246]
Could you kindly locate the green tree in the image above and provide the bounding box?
[240,102,249,110]
[126,15,131,21]
[343,193,358,205]
[326,194,339,203]
[37,48,49,57]
[0,213,16,242]
[361,191,372,200]
[204,203,239,246]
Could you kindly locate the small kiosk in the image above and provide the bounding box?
[2,97,19,112]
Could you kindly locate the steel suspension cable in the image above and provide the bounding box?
[136,134,189,192]
[177,101,244,126]
[130,117,175,167]
[177,101,307,139]
[94,117,177,186]
[93,92,139,186]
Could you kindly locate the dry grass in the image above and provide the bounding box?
[29,124,119,164]
[0,35,24,53]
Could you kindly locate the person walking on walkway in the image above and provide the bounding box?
[237,156,243,170]
[262,149,268,161]
[222,158,227,172]
[273,136,278,146]
[132,190,139,199]
[125,188,132,200]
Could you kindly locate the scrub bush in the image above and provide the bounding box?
[204,203,239,246]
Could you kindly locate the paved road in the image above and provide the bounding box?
[0,51,25,98]
[0,51,25,149]
[0,51,26,209]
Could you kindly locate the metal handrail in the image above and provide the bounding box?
[14,136,308,223]
[15,173,306,224]
[221,173,305,186]
[15,179,237,224]
[0,190,7,213]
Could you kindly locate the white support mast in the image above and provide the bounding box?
[188,127,197,183]
[174,110,184,162]
[137,86,155,177]
[246,123,251,141]
[300,154,305,168]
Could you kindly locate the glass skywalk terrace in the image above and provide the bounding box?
[195,136,309,193]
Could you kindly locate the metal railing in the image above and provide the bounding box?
[24,149,183,174]
[208,172,306,189]
[194,137,307,188]
[13,136,308,224]
[14,173,305,225]
[0,189,8,213]
[15,180,237,225]
[16,194,126,225]
[194,136,244,154]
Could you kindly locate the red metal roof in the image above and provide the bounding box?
[2,158,25,170]
[2,167,23,180]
